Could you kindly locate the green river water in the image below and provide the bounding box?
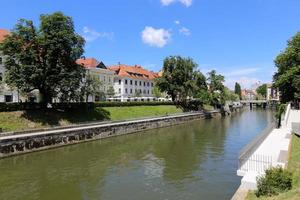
[0,109,273,200]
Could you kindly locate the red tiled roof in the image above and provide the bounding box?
[76,58,100,69]
[108,64,158,80]
[0,29,10,43]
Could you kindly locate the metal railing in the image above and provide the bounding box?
[238,154,273,174]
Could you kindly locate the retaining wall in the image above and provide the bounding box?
[0,111,221,158]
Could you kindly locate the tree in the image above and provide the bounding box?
[234,82,241,99]
[207,70,225,107]
[1,12,85,106]
[152,86,162,98]
[156,56,206,110]
[81,72,103,102]
[273,32,300,102]
[256,84,267,98]
[106,86,115,97]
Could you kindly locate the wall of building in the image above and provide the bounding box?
[112,77,155,101]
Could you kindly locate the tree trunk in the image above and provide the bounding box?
[39,90,52,109]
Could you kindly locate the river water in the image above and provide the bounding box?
[0,109,273,200]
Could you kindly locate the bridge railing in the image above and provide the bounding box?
[238,154,273,174]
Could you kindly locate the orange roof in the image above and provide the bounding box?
[108,64,158,80]
[0,29,10,43]
[76,58,100,69]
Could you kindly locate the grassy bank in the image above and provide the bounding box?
[246,134,300,200]
[0,105,182,132]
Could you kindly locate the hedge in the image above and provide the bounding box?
[0,101,174,112]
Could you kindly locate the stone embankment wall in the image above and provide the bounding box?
[0,111,221,158]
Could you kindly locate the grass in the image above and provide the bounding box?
[0,105,182,132]
[246,134,300,200]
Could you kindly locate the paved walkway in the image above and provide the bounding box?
[237,107,300,190]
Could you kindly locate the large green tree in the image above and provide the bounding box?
[207,70,226,107]
[234,82,241,99]
[274,32,300,102]
[156,56,207,110]
[256,84,267,98]
[1,12,85,105]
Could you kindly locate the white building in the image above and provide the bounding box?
[108,64,158,102]
[76,57,115,102]
[0,29,19,103]
[267,83,280,101]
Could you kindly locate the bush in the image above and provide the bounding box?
[255,167,292,197]
[94,101,174,107]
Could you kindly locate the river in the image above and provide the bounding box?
[0,109,274,200]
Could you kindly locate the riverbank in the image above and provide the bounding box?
[0,111,221,158]
[246,134,300,200]
[0,105,183,132]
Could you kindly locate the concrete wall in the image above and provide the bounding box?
[0,111,221,158]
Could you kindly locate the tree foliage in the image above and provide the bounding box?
[274,32,300,102]
[156,56,207,110]
[106,86,115,97]
[1,12,85,105]
[81,72,103,102]
[256,84,267,98]
[207,70,226,107]
[234,82,241,99]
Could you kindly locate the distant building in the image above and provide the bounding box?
[0,29,20,103]
[108,64,158,102]
[266,83,280,101]
[76,57,115,102]
[241,89,256,100]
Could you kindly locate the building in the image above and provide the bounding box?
[108,64,158,102]
[76,57,115,102]
[241,89,256,100]
[0,29,20,103]
[266,83,280,101]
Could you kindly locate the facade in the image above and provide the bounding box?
[241,89,256,100]
[108,64,158,102]
[266,84,280,101]
[0,29,19,103]
[76,57,115,102]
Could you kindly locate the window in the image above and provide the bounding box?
[125,79,128,84]
[151,82,153,87]
[130,80,133,85]
[0,73,2,82]
[119,88,121,93]
[4,95,13,102]
[135,81,137,85]
[147,82,150,87]
[0,57,2,65]
[147,90,149,94]
[119,80,121,85]
[125,88,128,93]
[139,81,141,86]
[143,82,146,86]
[130,89,132,94]
[143,90,146,94]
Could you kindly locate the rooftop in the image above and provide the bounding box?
[0,29,10,43]
[108,64,158,80]
[76,57,107,69]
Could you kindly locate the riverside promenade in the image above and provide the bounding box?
[232,104,300,199]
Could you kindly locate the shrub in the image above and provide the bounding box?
[255,167,292,197]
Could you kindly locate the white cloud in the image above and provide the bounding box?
[174,20,180,25]
[161,0,192,7]
[82,26,114,42]
[224,67,261,77]
[141,26,171,48]
[225,77,262,90]
[179,27,191,36]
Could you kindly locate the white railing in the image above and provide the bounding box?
[238,154,273,175]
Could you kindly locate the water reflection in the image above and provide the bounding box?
[0,109,273,200]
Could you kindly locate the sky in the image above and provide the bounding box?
[1,0,300,89]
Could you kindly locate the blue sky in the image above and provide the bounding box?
[1,0,300,89]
